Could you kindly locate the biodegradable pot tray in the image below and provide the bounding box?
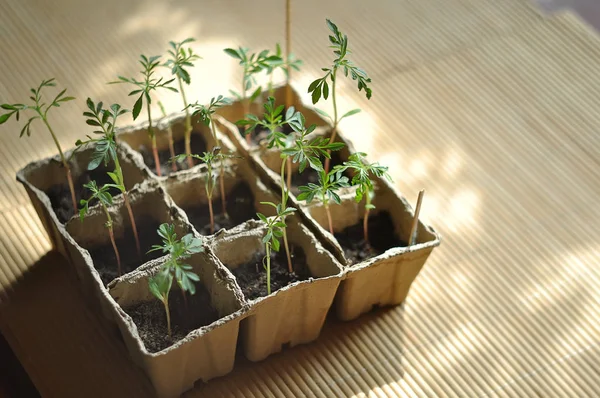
[209,216,343,362]
[16,144,149,252]
[108,250,246,398]
[215,84,330,155]
[162,157,280,236]
[304,178,440,321]
[117,110,230,178]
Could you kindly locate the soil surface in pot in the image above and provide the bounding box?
[334,211,407,265]
[125,285,219,353]
[290,150,347,196]
[47,166,121,224]
[139,132,207,176]
[231,246,309,300]
[87,219,166,286]
[183,182,257,235]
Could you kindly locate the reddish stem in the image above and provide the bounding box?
[123,192,141,259]
[363,207,370,247]
[208,196,215,234]
[325,204,334,236]
[108,226,122,276]
[65,165,77,213]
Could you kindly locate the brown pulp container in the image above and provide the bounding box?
[209,217,344,361]
[108,248,246,398]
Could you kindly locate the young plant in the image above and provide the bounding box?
[173,147,236,234]
[74,99,142,258]
[308,19,373,172]
[335,152,392,244]
[189,95,232,214]
[158,101,177,173]
[265,43,302,97]
[223,47,281,144]
[79,181,122,275]
[240,101,344,272]
[297,168,350,235]
[111,54,178,176]
[1,78,77,211]
[149,223,203,311]
[164,38,201,169]
[257,202,296,295]
[148,223,203,338]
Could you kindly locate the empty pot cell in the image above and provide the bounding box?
[66,182,192,286]
[210,217,343,361]
[108,249,244,397]
[117,111,219,177]
[19,145,148,224]
[163,158,279,235]
[215,84,330,153]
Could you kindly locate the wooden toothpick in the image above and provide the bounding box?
[409,190,425,246]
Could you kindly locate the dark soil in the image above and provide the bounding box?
[231,246,309,300]
[290,150,347,196]
[46,165,121,224]
[334,211,407,265]
[124,284,219,353]
[183,182,257,235]
[87,219,166,286]
[139,132,207,176]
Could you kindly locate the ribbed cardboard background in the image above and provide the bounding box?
[1,0,600,396]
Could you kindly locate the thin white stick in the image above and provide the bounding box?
[409,190,425,246]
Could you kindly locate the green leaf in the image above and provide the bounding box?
[224,48,241,59]
[339,108,361,121]
[132,94,143,120]
[0,113,10,124]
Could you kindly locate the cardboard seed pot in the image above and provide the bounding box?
[108,249,246,398]
[209,217,343,361]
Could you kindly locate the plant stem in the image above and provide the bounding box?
[208,194,215,234]
[102,206,122,276]
[324,68,338,174]
[178,76,194,170]
[285,0,292,110]
[325,203,334,236]
[210,117,228,216]
[147,102,162,177]
[266,243,271,295]
[363,192,371,247]
[123,192,141,259]
[286,158,292,191]
[42,118,77,211]
[163,297,172,338]
[280,159,293,273]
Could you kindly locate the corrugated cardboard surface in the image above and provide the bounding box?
[1,0,600,396]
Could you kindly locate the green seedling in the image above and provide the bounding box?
[335,152,391,244]
[189,95,232,214]
[308,19,373,172]
[79,181,122,275]
[74,99,142,258]
[111,54,178,176]
[257,202,296,295]
[297,169,350,235]
[1,78,77,211]
[173,147,236,234]
[148,272,173,338]
[149,223,203,322]
[158,101,177,173]
[223,47,281,144]
[164,38,201,169]
[265,43,302,98]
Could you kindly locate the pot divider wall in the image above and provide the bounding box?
[16,144,149,252]
[107,248,246,398]
[162,157,280,236]
[64,180,193,321]
[117,110,234,178]
[209,216,343,362]
[304,176,441,321]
